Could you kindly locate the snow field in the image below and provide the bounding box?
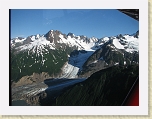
[113,38,124,49]
[11,31,139,79]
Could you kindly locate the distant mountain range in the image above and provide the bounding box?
[11,30,139,83]
[11,29,139,106]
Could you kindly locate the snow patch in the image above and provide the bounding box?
[113,38,124,49]
[124,61,126,65]
[16,36,54,53]
[92,60,98,64]
[114,62,119,65]
[123,35,139,53]
[102,37,109,42]
[14,38,26,43]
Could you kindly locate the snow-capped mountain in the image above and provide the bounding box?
[11,30,99,52]
[11,30,139,54]
[11,30,139,83]
[79,35,139,77]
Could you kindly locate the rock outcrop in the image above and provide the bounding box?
[12,72,50,87]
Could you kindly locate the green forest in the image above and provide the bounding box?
[11,45,75,83]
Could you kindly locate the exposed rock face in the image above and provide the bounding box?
[32,72,50,82]
[134,30,139,38]
[45,30,54,43]
[45,30,61,43]
[67,32,75,38]
[79,39,139,78]
[23,36,33,44]
[12,76,33,87]
[12,72,50,87]
[26,91,47,105]
[11,30,139,106]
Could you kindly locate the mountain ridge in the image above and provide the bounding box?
[11,29,139,106]
[11,29,139,83]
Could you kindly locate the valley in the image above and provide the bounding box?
[12,78,85,106]
[10,29,139,106]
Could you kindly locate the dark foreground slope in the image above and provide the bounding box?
[55,65,139,106]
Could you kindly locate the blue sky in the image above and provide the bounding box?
[11,9,139,39]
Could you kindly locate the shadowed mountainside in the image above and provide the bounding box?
[55,65,139,106]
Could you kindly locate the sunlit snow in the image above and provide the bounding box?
[123,35,139,53]
[14,37,26,43]
[113,38,124,49]
[11,31,139,79]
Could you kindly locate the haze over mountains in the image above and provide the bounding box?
[11,29,139,106]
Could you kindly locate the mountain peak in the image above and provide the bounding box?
[11,29,139,54]
[67,32,75,38]
[134,30,139,38]
[36,34,40,39]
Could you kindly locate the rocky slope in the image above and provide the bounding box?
[11,30,139,83]
[11,30,100,83]
[79,33,139,77]
[11,30,139,106]
[55,65,139,106]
